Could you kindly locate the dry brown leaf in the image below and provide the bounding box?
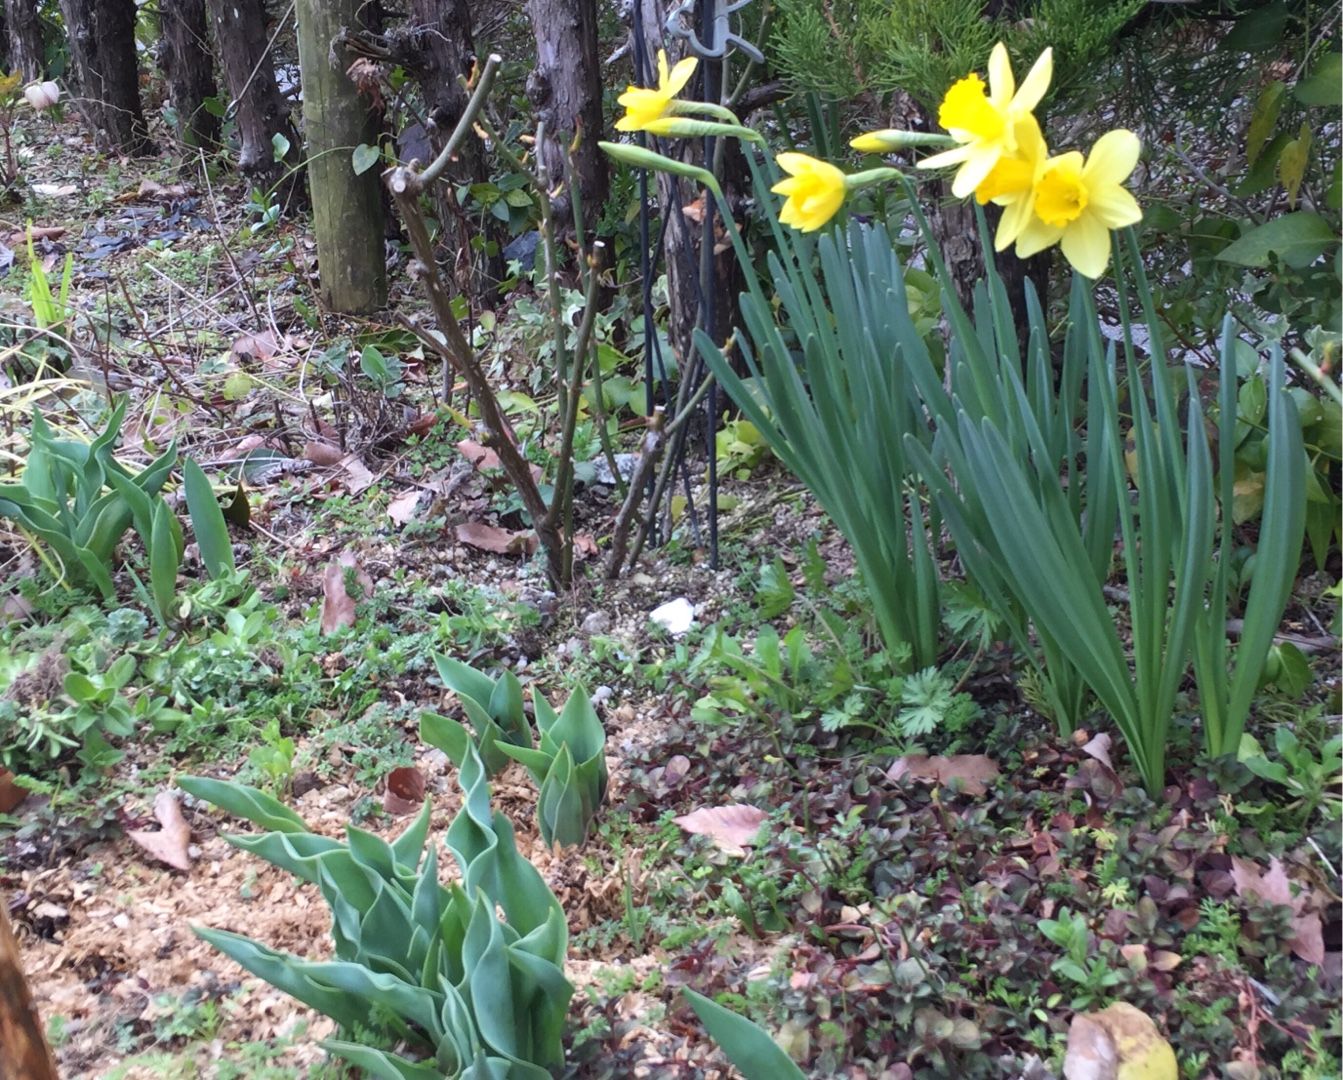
[7,225,65,245]
[572,533,599,558]
[383,767,426,816]
[457,438,501,471]
[673,804,766,856]
[338,454,376,495]
[303,440,344,466]
[387,489,422,526]
[1080,732,1113,769]
[320,552,374,635]
[136,178,189,200]
[231,331,279,363]
[886,754,1000,797]
[126,791,193,872]
[1231,856,1324,963]
[0,769,27,813]
[455,521,538,556]
[1063,1002,1176,1080]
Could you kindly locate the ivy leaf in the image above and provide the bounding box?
[352,142,382,175]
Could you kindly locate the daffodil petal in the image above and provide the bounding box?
[917,144,972,170]
[1013,48,1053,114]
[656,50,670,86]
[1088,185,1143,229]
[1060,213,1112,278]
[774,152,815,177]
[666,56,697,96]
[1015,216,1064,259]
[951,149,999,199]
[1084,129,1141,186]
[995,194,1035,251]
[987,43,1014,106]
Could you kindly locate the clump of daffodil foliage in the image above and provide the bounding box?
[605,42,1141,278]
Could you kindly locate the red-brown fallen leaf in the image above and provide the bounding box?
[135,178,189,200]
[455,522,538,556]
[673,804,766,856]
[7,225,66,245]
[320,552,374,635]
[1230,856,1324,964]
[303,440,344,466]
[0,769,27,813]
[572,533,599,558]
[408,412,437,436]
[126,791,193,872]
[387,489,422,526]
[456,438,543,484]
[1080,732,1114,769]
[886,754,1000,796]
[383,767,426,816]
[231,331,279,363]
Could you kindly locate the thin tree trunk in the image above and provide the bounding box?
[525,0,607,230]
[405,0,501,300]
[59,0,151,154]
[206,0,302,203]
[4,0,44,80]
[296,0,385,312]
[159,0,220,152]
[0,906,59,1080]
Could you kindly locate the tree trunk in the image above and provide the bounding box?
[525,0,607,231]
[206,0,302,203]
[295,0,385,313]
[405,0,501,301]
[159,0,220,152]
[0,906,59,1080]
[4,0,44,80]
[59,0,151,154]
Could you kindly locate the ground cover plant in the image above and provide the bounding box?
[0,3,1339,1079]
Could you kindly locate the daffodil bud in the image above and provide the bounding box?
[850,130,955,154]
[598,141,717,189]
[641,117,763,144]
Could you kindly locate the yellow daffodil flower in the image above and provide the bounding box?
[1013,129,1144,279]
[772,153,848,232]
[973,113,1049,252]
[918,43,1053,199]
[615,50,698,133]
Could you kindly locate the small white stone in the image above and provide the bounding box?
[650,597,694,635]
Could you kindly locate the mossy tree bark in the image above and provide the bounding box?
[159,0,221,153]
[3,0,44,80]
[59,0,152,154]
[206,0,303,205]
[295,0,386,313]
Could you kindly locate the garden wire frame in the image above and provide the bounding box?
[627,0,761,568]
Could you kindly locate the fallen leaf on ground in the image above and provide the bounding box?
[1080,732,1113,769]
[126,791,193,872]
[886,754,1000,796]
[387,489,422,526]
[673,804,766,856]
[383,767,426,815]
[135,178,189,200]
[303,440,343,466]
[573,533,599,557]
[1063,1002,1176,1080]
[339,453,376,495]
[456,521,538,555]
[231,331,279,363]
[457,438,543,483]
[320,552,374,634]
[0,769,27,813]
[7,225,65,245]
[31,183,77,197]
[1230,856,1324,963]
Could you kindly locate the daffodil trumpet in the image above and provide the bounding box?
[851,130,956,154]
